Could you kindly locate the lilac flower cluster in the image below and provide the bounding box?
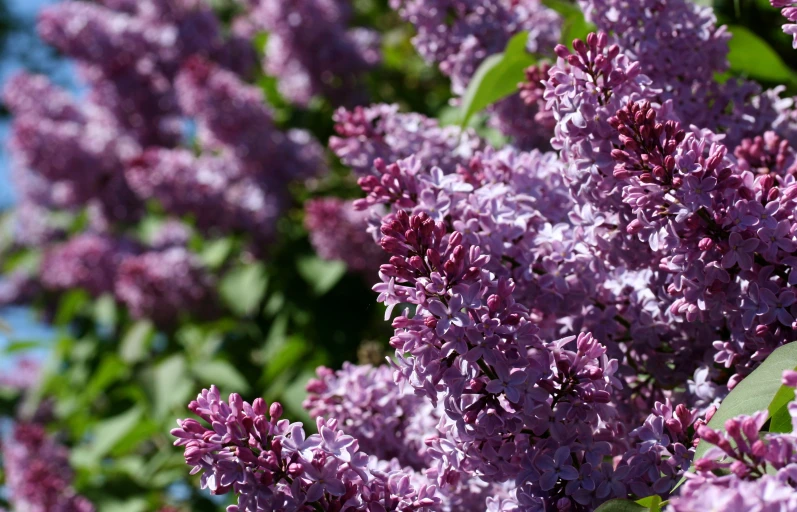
[773,0,797,48]
[248,0,380,106]
[330,104,483,176]
[323,91,711,502]
[304,199,385,275]
[540,31,797,394]
[2,422,94,512]
[166,2,797,510]
[115,247,217,326]
[304,363,513,511]
[35,231,214,327]
[576,0,797,146]
[0,358,41,391]
[171,385,440,511]
[388,0,561,148]
[667,370,797,512]
[3,0,330,321]
[389,0,560,95]
[304,363,435,470]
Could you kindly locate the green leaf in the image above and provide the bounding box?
[768,365,797,433]
[73,407,143,466]
[93,294,117,328]
[263,336,307,382]
[3,340,42,354]
[458,32,537,127]
[96,498,149,512]
[152,355,192,418]
[192,360,250,393]
[119,320,155,364]
[297,256,347,296]
[83,354,130,404]
[200,237,235,269]
[727,25,797,84]
[636,495,663,512]
[55,289,90,325]
[220,262,268,316]
[543,0,596,47]
[594,499,646,512]
[691,343,797,467]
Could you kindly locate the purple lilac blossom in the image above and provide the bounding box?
[175,57,326,181]
[40,234,131,296]
[773,0,797,48]
[304,199,386,275]
[330,104,483,176]
[125,148,284,243]
[578,0,797,146]
[3,0,333,325]
[171,385,441,511]
[0,358,42,391]
[114,247,216,326]
[388,0,561,148]
[304,363,435,470]
[542,32,797,396]
[2,422,95,512]
[248,0,380,106]
[389,0,560,95]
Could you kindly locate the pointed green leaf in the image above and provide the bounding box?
[220,262,268,316]
[768,365,797,433]
[595,499,646,512]
[297,256,347,296]
[636,495,663,512]
[119,320,155,364]
[152,354,192,418]
[727,25,796,84]
[192,359,250,393]
[459,32,537,127]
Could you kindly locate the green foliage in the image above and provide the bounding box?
[594,499,646,512]
[595,497,667,512]
[727,25,797,84]
[767,367,797,433]
[297,255,347,296]
[543,0,596,47]
[459,32,537,127]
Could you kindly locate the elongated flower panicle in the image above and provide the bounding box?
[304,199,386,275]
[249,0,380,106]
[2,423,95,512]
[330,104,483,176]
[172,386,441,511]
[773,0,797,48]
[115,248,217,325]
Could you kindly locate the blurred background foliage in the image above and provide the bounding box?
[0,0,795,510]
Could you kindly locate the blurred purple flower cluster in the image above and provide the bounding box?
[186,0,797,508]
[1,0,352,323]
[2,422,95,512]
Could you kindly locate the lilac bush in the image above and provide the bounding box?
[169,0,797,508]
[1,0,327,317]
[8,0,797,510]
